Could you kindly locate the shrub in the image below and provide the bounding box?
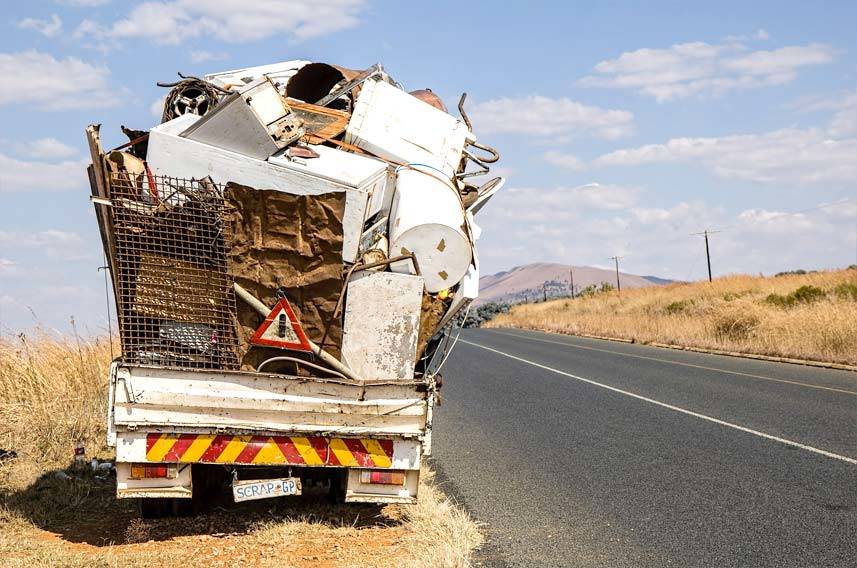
[766,285,825,308]
[664,300,689,315]
[579,285,597,298]
[833,282,857,301]
[713,311,760,341]
[791,285,825,304]
[765,293,793,308]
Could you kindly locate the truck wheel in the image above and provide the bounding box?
[140,497,192,518]
[140,497,168,518]
[327,470,347,504]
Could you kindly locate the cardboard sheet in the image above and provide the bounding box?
[224,183,346,369]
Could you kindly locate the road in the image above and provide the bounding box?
[431,328,857,567]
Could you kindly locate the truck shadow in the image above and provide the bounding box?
[2,464,395,547]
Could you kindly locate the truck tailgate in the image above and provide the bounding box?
[109,364,429,439]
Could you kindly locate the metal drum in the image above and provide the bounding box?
[389,167,472,293]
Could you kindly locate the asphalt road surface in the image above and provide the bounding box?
[431,328,857,567]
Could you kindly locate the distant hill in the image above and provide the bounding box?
[642,275,675,286]
[476,262,662,305]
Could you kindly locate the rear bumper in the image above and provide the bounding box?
[117,431,421,469]
[115,431,422,503]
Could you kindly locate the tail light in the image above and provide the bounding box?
[360,470,406,486]
[130,463,178,479]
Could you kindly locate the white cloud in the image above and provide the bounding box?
[0,230,88,262]
[468,95,634,139]
[190,50,228,63]
[150,95,167,118]
[724,29,770,43]
[580,41,834,101]
[0,51,117,110]
[0,230,83,248]
[0,152,89,192]
[826,92,857,138]
[75,0,366,48]
[543,151,584,170]
[15,138,79,160]
[57,0,112,5]
[790,90,857,137]
[592,127,857,186]
[17,14,63,38]
[493,183,640,223]
[0,258,20,276]
[630,201,711,228]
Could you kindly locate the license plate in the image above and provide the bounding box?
[232,477,302,502]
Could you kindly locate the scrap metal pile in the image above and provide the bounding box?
[86,60,503,382]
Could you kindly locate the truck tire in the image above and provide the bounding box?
[140,497,192,518]
[327,469,347,504]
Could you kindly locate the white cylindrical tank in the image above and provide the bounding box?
[389,167,472,293]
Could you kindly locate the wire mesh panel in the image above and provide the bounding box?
[109,173,239,370]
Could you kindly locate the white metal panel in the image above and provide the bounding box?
[345,80,471,176]
[268,144,387,191]
[341,272,424,381]
[111,364,428,437]
[204,60,310,92]
[147,114,386,261]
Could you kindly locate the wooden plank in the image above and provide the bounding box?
[287,98,350,144]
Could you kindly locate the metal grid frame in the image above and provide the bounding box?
[108,173,239,370]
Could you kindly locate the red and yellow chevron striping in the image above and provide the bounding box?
[145,433,394,468]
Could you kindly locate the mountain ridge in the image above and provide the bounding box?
[476,262,669,305]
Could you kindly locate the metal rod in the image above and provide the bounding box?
[458,93,473,131]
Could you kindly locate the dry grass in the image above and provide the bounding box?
[0,333,482,567]
[0,330,114,468]
[488,268,857,366]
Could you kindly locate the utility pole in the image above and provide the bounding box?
[609,256,622,292]
[691,229,721,282]
[569,268,575,299]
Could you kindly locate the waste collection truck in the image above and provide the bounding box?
[85,60,503,516]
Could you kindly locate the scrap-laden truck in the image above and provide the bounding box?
[85,61,503,516]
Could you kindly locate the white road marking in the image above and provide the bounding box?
[488,329,857,396]
[460,339,857,466]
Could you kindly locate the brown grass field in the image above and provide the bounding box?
[487,268,857,366]
[0,333,481,567]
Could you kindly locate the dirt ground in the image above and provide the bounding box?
[0,462,480,568]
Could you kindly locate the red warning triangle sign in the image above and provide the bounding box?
[249,297,313,352]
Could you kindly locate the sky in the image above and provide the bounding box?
[0,0,855,334]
